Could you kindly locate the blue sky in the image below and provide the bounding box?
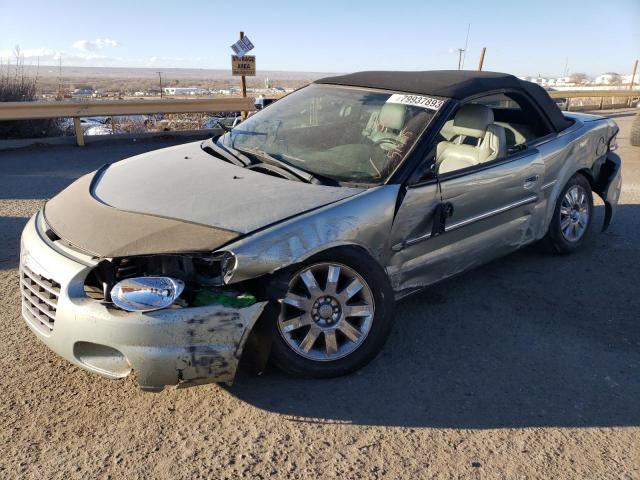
[1,0,638,76]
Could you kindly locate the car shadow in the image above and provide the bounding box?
[228,203,640,428]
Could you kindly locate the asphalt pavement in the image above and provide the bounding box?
[0,112,638,479]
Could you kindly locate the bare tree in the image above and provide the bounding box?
[0,44,59,138]
[569,72,588,84]
[606,73,622,85]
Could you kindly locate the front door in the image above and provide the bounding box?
[436,149,545,274]
[388,149,545,293]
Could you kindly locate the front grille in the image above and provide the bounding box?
[20,264,61,334]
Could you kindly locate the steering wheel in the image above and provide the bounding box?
[373,137,401,150]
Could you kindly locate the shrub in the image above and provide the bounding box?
[0,55,59,139]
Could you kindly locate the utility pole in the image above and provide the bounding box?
[57,56,63,100]
[629,59,638,107]
[630,59,638,91]
[157,71,163,99]
[457,49,464,70]
[239,31,248,119]
[478,47,486,71]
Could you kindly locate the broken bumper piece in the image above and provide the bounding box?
[19,213,267,391]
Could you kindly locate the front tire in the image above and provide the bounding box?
[270,248,395,378]
[543,173,594,254]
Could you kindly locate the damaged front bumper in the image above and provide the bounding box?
[19,213,266,391]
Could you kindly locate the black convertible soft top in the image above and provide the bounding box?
[315,70,572,131]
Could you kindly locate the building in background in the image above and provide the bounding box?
[163,87,208,96]
[594,73,622,85]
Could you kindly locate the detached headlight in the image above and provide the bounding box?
[111,276,185,312]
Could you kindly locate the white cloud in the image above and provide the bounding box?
[0,46,125,67]
[0,42,207,69]
[72,38,118,52]
[0,47,63,63]
[0,38,120,65]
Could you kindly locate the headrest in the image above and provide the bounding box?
[378,102,406,130]
[452,104,494,138]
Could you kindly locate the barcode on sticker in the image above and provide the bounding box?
[387,94,444,110]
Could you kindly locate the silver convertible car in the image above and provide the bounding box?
[20,71,621,391]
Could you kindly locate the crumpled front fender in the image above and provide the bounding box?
[221,185,400,283]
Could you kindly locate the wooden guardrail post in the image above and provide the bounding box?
[599,97,604,110]
[73,117,85,146]
[565,98,571,112]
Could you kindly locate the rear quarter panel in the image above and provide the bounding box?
[535,116,616,237]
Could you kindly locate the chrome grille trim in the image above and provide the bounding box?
[20,264,60,334]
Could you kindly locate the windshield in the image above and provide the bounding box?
[218,84,444,183]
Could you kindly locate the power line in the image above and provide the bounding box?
[457,23,471,70]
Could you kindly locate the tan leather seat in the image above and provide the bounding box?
[368,102,406,145]
[437,104,506,174]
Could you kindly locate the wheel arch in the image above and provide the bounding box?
[239,243,391,375]
[576,167,595,187]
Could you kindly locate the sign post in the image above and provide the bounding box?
[230,31,255,119]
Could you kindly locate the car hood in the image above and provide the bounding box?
[43,141,364,257]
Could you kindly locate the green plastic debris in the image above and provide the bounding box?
[192,289,257,308]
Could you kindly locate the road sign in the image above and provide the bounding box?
[232,55,256,76]
[231,36,254,58]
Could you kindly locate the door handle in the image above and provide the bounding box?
[523,175,539,189]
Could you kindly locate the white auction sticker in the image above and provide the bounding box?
[386,94,444,110]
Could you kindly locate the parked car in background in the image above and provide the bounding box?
[59,116,108,135]
[84,124,124,136]
[255,96,278,110]
[201,113,242,130]
[20,71,621,391]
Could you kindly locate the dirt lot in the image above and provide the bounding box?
[1,111,639,479]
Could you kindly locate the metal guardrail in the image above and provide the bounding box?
[546,90,640,111]
[0,97,256,146]
[0,90,637,146]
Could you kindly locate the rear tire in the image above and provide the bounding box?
[542,173,594,254]
[269,247,395,378]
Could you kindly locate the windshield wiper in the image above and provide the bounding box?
[214,138,253,165]
[235,147,321,184]
[201,138,250,167]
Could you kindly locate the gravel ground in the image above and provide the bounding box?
[1,113,639,479]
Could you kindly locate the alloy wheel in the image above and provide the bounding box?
[560,185,590,242]
[277,262,375,361]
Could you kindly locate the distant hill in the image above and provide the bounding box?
[19,65,338,94]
